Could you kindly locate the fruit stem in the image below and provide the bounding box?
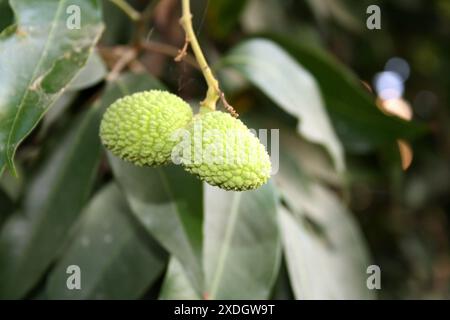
[178,0,219,111]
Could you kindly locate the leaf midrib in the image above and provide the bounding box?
[208,192,242,298]
[5,0,68,170]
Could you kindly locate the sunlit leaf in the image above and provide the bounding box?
[222,38,345,172]
[275,156,374,299]
[278,204,373,299]
[245,113,342,187]
[0,0,103,174]
[159,257,200,300]
[67,50,106,91]
[268,35,426,152]
[203,182,281,299]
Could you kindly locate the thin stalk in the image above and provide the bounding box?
[178,0,219,110]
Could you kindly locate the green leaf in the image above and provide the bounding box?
[100,0,134,45]
[0,73,154,299]
[0,0,103,174]
[0,166,22,201]
[245,113,342,187]
[207,0,248,39]
[158,183,282,300]
[222,38,345,172]
[270,257,295,300]
[268,35,426,152]
[0,0,13,32]
[46,183,167,299]
[109,156,204,294]
[67,50,106,91]
[39,91,78,138]
[278,204,373,299]
[0,188,14,227]
[203,182,281,299]
[0,103,103,299]
[275,157,374,299]
[159,257,200,300]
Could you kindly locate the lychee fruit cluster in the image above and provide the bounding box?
[99,90,271,191]
[100,90,192,166]
[179,111,271,191]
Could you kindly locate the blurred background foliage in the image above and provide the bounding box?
[0,0,449,299]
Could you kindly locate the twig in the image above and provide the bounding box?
[174,37,189,62]
[220,92,239,117]
[176,0,218,111]
[141,41,199,69]
[110,0,141,22]
[176,0,238,116]
[106,48,138,82]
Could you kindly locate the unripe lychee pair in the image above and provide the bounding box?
[99,90,271,191]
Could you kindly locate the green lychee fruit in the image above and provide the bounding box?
[179,110,271,191]
[100,90,193,166]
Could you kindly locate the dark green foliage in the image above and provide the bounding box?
[0,0,447,300]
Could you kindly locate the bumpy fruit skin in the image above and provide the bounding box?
[100,90,193,166]
[180,110,271,191]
